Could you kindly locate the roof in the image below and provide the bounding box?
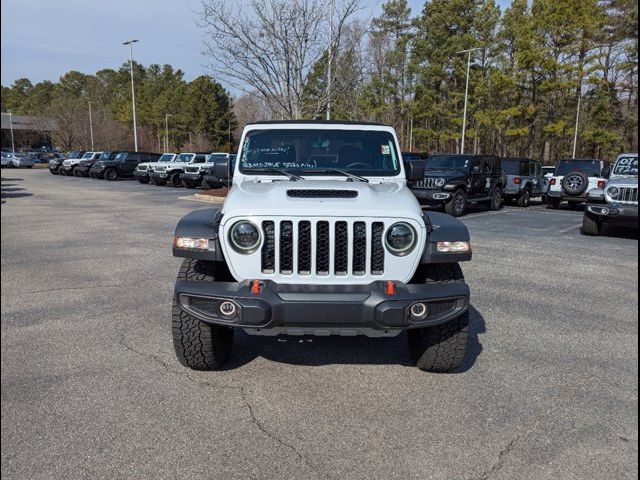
[1,113,56,131]
[246,120,386,127]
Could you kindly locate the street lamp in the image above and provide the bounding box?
[164,114,173,152]
[123,39,139,152]
[457,47,484,154]
[88,101,94,150]
[7,110,15,154]
[325,0,334,121]
[572,73,583,158]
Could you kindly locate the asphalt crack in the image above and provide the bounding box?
[114,325,322,478]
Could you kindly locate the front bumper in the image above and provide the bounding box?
[150,171,169,180]
[133,170,149,180]
[174,280,470,337]
[89,168,105,178]
[48,164,61,173]
[586,203,638,225]
[409,188,452,205]
[75,165,90,175]
[180,173,203,186]
[203,175,225,189]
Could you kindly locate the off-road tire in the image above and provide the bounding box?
[172,259,234,370]
[137,178,149,184]
[490,187,503,211]
[408,263,469,373]
[516,188,531,207]
[150,176,166,186]
[444,189,467,217]
[182,180,197,189]
[105,168,118,181]
[582,212,603,236]
[169,172,182,187]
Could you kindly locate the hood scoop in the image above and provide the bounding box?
[287,189,358,199]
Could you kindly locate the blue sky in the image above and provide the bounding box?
[1,0,511,87]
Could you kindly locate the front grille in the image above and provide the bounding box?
[287,189,358,198]
[413,178,439,189]
[155,166,166,172]
[137,165,148,171]
[185,166,200,174]
[260,220,387,276]
[617,186,638,204]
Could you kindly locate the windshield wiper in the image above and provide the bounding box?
[301,168,369,183]
[243,167,303,181]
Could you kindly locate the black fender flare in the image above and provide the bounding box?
[173,208,225,262]
[421,211,472,263]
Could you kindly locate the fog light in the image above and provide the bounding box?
[437,241,471,253]
[219,301,237,318]
[174,236,210,250]
[410,302,429,320]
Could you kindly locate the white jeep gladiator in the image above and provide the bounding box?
[171,121,474,372]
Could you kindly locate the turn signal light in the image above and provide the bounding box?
[174,236,209,250]
[437,241,472,253]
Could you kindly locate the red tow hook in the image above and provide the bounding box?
[251,280,261,295]
[386,281,396,296]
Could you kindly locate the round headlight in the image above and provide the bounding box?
[229,221,261,253]
[385,222,417,256]
[607,186,619,198]
[435,177,446,187]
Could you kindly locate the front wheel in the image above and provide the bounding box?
[105,168,118,181]
[444,190,467,217]
[582,212,603,236]
[149,176,165,186]
[490,187,503,211]
[516,189,531,207]
[407,263,469,372]
[169,172,182,187]
[172,259,234,370]
[137,177,149,184]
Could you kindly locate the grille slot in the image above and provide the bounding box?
[316,221,330,275]
[287,189,358,198]
[138,165,148,171]
[279,221,294,274]
[371,223,385,274]
[261,220,388,277]
[261,221,275,273]
[428,300,457,317]
[352,222,367,275]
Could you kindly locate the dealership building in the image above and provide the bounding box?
[1,113,55,151]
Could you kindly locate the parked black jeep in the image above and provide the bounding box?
[409,154,504,216]
[90,151,161,180]
[75,151,116,177]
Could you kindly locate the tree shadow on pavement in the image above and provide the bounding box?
[224,306,485,372]
[1,177,32,202]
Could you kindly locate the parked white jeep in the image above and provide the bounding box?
[149,152,208,187]
[582,153,638,236]
[61,151,102,176]
[547,158,610,209]
[134,152,176,184]
[171,121,474,373]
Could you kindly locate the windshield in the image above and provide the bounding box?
[175,153,195,163]
[501,159,528,176]
[69,151,83,159]
[114,152,129,161]
[208,153,229,162]
[99,152,112,160]
[612,156,638,176]
[158,154,175,162]
[556,160,601,177]
[239,129,400,177]
[427,155,470,171]
[81,152,93,159]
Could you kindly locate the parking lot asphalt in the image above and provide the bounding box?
[2,170,638,480]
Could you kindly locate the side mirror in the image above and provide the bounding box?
[214,158,230,180]
[404,159,425,182]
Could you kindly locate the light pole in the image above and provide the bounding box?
[123,39,139,151]
[457,47,483,154]
[572,73,583,158]
[164,114,172,152]
[7,110,15,154]
[326,0,334,121]
[88,101,94,150]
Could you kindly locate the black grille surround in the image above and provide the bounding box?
[287,189,358,199]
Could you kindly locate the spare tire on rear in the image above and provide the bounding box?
[562,171,589,196]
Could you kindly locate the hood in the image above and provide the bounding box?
[607,176,638,187]
[424,170,467,181]
[222,179,423,220]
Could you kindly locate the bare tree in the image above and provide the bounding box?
[199,0,361,120]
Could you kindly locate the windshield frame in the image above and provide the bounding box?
[426,155,471,172]
[237,127,402,179]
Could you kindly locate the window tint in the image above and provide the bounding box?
[194,155,207,164]
[471,158,482,173]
